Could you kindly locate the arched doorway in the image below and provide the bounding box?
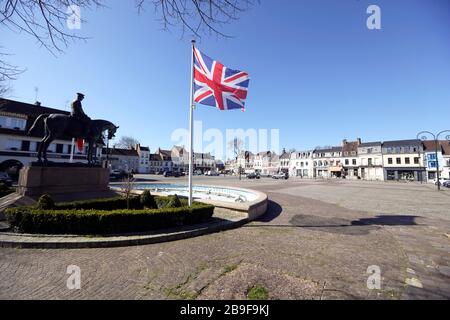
[0,160,24,181]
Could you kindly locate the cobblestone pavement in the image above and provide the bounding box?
[1,177,449,299]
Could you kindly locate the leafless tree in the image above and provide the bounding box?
[136,0,255,38]
[0,0,103,54]
[0,0,255,90]
[114,135,140,149]
[120,174,136,209]
[0,49,24,97]
[227,137,244,179]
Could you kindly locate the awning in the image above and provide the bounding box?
[329,166,343,172]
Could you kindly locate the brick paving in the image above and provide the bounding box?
[0,177,449,299]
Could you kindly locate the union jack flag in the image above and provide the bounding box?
[193,47,250,111]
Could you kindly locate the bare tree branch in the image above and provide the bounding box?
[114,136,140,149]
[0,0,255,91]
[136,0,255,38]
[0,48,24,97]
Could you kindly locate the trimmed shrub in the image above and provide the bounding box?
[5,195,215,235]
[167,194,182,208]
[56,196,142,210]
[140,190,156,209]
[36,194,55,210]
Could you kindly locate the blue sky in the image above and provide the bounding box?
[2,0,450,158]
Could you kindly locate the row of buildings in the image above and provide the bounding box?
[0,98,219,177]
[226,138,450,182]
[1,98,449,182]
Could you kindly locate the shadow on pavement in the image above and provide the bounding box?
[254,200,283,222]
[247,214,421,236]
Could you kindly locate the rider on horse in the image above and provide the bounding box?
[71,92,91,137]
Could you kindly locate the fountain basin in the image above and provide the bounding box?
[111,183,268,221]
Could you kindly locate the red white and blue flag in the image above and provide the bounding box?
[193,47,250,111]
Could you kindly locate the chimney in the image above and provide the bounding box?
[35,101,41,106]
[342,139,347,146]
[357,138,362,145]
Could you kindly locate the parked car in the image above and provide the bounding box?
[173,171,181,177]
[246,172,260,179]
[163,171,173,177]
[110,170,133,180]
[272,172,288,180]
[0,171,13,187]
[435,178,450,186]
[156,170,164,175]
[443,180,450,188]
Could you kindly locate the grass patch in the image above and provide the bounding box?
[247,285,269,300]
[223,264,239,274]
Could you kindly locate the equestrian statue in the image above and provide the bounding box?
[28,93,119,164]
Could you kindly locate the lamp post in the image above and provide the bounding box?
[417,130,450,190]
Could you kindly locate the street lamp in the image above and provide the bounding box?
[417,130,450,190]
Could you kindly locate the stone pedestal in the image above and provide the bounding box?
[17,166,110,197]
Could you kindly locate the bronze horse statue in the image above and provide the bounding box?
[28,114,119,164]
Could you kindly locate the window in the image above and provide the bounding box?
[6,139,21,150]
[368,158,373,166]
[388,158,393,165]
[414,157,420,164]
[396,158,401,164]
[352,159,357,165]
[405,157,410,164]
[0,116,26,130]
[345,159,349,165]
[30,141,38,152]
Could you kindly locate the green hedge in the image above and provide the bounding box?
[54,195,188,210]
[5,196,214,235]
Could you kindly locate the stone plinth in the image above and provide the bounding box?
[17,166,109,197]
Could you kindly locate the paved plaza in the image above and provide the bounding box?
[1,176,449,299]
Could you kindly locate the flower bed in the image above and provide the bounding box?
[5,194,214,235]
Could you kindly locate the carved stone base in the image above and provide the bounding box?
[17,166,109,197]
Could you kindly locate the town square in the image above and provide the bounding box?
[0,0,449,307]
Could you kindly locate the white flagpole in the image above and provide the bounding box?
[188,39,196,206]
[70,138,75,163]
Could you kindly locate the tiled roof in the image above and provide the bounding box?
[342,141,360,153]
[423,140,450,154]
[0,98,72,140]
[359,141,381,147]
[441,140,450,155]
[0,98,70,117]
[150,153,162,161]
[314,146,341,153]
[279,151,291,159]
[382,139,422,147]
